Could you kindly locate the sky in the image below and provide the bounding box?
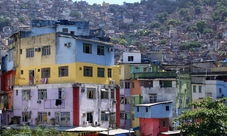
[74,0,140,5]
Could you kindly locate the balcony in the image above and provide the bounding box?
[131,72,177,79]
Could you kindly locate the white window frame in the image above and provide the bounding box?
[101,89,108,99]
[38,89,47,100]
[87,88,96,99]
[42,46,51,56]
[22,90,31,100]
[26,48,34,58]
[58,66,68,77]
[38,112,47,123]
[22,111,31,122]
[149,94,157,103]
[101,111,108,121]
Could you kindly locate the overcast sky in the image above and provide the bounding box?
[74,0,140,5]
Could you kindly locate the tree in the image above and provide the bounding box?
[174,97,227,136]
[70,10,81,18]
[158,12,169,23]
[196,20,206,34]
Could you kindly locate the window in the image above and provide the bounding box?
[84,66,93,77]
[149,94,157,103]
[199,86,202,93]
[120,81,124,89]
[55,112,60,124]
[162,120,166,128]
[110,89,114,99]
[108,68,112,78]
[101,89,108,99]
[125,113,131,120]
[58,88,65,99]
[128,56,134,61]
[125,97,130,104]
[83,43,92,54]
[16,90,18,96]
[42,46,51,56]
[22,112,31,122]
[166,106,169,111]
[87,88,96,99]
[120,113,125,119]
[101,111,108,121]
[97,68,105,77]
[97,45,104,55]
[70,31,74,35]
[21,70,23,75]
[193,85,196,93]
[58,66,68,77]
[137,107,139,112]
[38,89,47,100]
[41,68,50,78]
[186,97,189,105]
[87,112,93,123]
[143,67,147,72]
[120,96,124,104]
[38,112,47,123]
[62,28,68,33]
[131,97,135,106]
[26,48,34,58]
[22,90,31,100]
[219,88,222,93]
[20,49,22,54]
[146,107,148,112]
[125,82,130,89]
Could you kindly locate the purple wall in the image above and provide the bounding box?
[124,89,131,95]
[13,85,73,126]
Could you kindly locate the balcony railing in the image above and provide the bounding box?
[131,72,177,79]
[205,92,212,97]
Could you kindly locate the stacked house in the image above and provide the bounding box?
[1,20,121,129]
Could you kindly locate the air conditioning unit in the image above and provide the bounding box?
[109,80,115,85]
[64,42,71,48]
[94,121,98,126]
[107,48,114,52]
[35,48,41,52]
[37,100,41,104]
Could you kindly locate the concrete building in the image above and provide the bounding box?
[9,20,120,128]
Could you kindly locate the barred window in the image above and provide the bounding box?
[42,46,51,56]
[97,68,105,77]
[38,89,47,100]
[58,66,68,77]
[41,68,50,78]
[26,48,34,58]
[84,66,92,77]
[38,112,47,123]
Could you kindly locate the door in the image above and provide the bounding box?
[29,70,34,85]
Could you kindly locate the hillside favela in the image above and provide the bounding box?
[1,0,227,136]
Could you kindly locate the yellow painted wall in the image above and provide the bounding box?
[132,113,140,136]
[15,62,120,86]
[14,33,56,68]
[119,64,131,80]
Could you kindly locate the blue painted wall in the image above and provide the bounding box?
[216,81,225,98]
[2,55,7,72]
[56,37,114,66]
[56,25,89,36]
[29,27,55,37]
[56,37,76,64]
[7,50,14,71]
[134,103,172,118]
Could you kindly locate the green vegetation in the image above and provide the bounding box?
[2,126,67,136]
[179,41,201,50]
[70,10,82,18]
[174,97,227,136]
